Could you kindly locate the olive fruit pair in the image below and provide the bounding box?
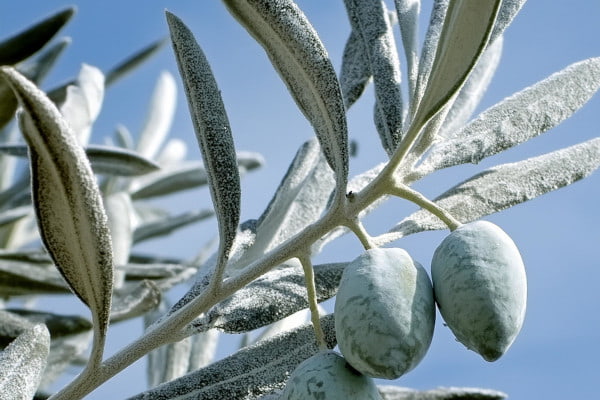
[279,350,382,400]
[282,220,526,395]
[432,220,527,361]
[334,248,435,379]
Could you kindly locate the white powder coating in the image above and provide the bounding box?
[0,324,50,400]
[431,221,527,361]
[0,66,113,346]
[334,248,435,379]
[420,57,600,174]
[223,0,349,191]
[280,350,382,400]
[392,137,600,238]
[344,0,404,156]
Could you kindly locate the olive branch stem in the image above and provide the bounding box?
[298,254,327,350]
[386,182,462,231]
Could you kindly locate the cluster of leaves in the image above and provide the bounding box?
[0,1,599,399]
[0,7,263,399]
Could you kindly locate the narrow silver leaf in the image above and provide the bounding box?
[0,206,29,228]
[0,67,113,363]
[439,36,503,138]
[0,324,50,400]
[391,138,600,238]
[489,0,527,43]
[0,8,74,130]
[105,39,167,86]
[413,0,448,108]
[410,0,501,133]
[136,71,177,160]
[144,301,197,388]
[339,29,371,108]
[0,258,69,296]
[128,315,336,400]
[59,64,104,145]
[84,145,161,176]
[223,0,349,192]
[418,57,600,175]
[167,12,241,272]
[105,192,134,275]
[130,162,208,200]
[192,261,346,334]
[345,0,404,155]
[0,143,161,176]
[187,329,219,372]
[378,385,507,400]
[236,139,334,266]
[18,37,71,85]
[395,0,420,102]
[121,262,197,292]
[236,151,266,172]
[111,280,162,323]
[0,7,74,65]
[3,310,92,390]
[133,210,215,244]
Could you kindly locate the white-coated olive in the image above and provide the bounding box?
[280,350,381,400]
[334,248,435,379]
[431,220,527,361]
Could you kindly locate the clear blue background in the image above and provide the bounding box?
[3,1,600,399]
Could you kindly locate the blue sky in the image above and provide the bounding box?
[3,1,600,399]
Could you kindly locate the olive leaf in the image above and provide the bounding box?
[105,38,167,86]
[0,66,113,366]
[489,0,527,44]
[133,209,215,244]
[233,139,334,267]
[437,36,503,139]
[0,206,30,227]
[47,39,167,105]
[130,162,208,199]
[0,7,74,65]
[0,323,50,400]
[415,57,600,176]
[339,29,371,108]
[84,145,161,176]
[0,143,160,176]
[18,37,70,84]
[59,64,105,146]
[377,385,507,400]
[135,71,177,160]
[2,310,93,390]
[388,138,600,238]
[0,8,75,128]
[344,0,404,156]
[144,302,218,388]
[409,0,501,134]
[0,255,68,296]
[413,0,448,108]
[0,21,70,128]
[395,0,420,101]
[188,261,346,334]
[223,0,349,194]
[111,280,162,323]
[0,37,70,136]
[167,11,241,282]
[128,315,336,400]
[105,192,134,287]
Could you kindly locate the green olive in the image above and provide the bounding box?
[334,248,435,379]
[431,221,527,361]
[280,350,381,400]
